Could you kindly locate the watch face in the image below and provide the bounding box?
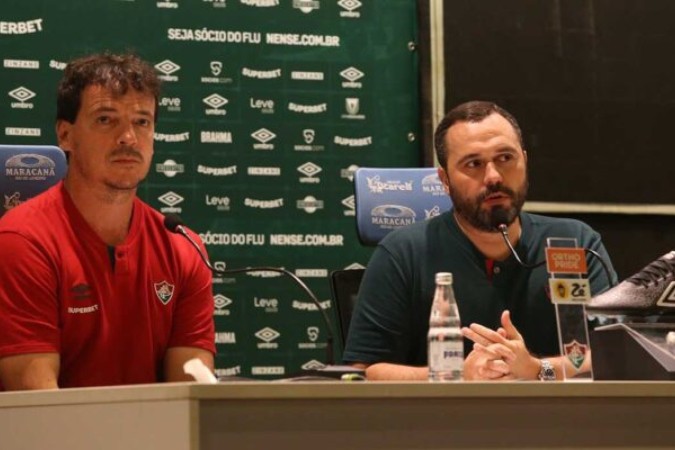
[539,360,555,381]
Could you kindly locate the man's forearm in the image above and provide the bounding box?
[0,353,60,390]
[365,363,428,381]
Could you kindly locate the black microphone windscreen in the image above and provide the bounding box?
[163,214,185,233]
[491,208,511,229]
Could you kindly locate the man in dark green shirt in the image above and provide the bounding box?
[343,101,617,381]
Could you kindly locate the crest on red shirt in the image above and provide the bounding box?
[154,280,175,305]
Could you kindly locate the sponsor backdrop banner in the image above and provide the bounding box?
[0,0,420,378]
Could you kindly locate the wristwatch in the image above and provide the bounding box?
[538,359,556,381]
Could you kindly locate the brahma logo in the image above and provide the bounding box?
[201,131,233,143]
[203,94,228,115]
[8,86,36,109]
[153,281,175,305]
[215,332,236,344]
[293,0,319,14]
[154,60,180,81]
[344,262,365,270]
[255,327,280,349]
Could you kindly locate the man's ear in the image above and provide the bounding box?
[56,120,73,152]
[437,166,451,195]
[523,149,528,164]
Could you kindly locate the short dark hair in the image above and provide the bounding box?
[56,52,161,123]
[433,101,523,168]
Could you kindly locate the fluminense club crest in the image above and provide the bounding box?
[154,280,175,305]
[563,339,588,370]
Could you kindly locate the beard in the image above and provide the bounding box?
[449,177,528,232]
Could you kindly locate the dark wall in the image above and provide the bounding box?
[442,0,675,205]
[434,0,675,279]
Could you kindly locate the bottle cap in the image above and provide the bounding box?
[435,272,453,284]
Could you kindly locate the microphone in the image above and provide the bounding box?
[493,209,615,287]
[164,214,364,380]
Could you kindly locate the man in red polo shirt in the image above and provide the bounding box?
[0,52,215,390]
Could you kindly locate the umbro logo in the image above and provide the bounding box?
[155,60,180,75]
[251,128,276,144]
[297,162,322,178]
[70,283,92,300]
[8,86,36,102]
[203,94,228,109]
[255,327,280,343]
[158,191,184,207]
[656,281,675,307]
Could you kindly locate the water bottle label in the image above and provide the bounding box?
[428,340,463,371]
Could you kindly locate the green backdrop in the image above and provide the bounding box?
[0,0,420,378]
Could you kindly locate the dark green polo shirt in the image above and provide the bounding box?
[343,211,617,365]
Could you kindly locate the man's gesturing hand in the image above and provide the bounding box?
[461,310,540,380]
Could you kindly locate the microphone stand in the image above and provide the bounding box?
[171,221,364,380]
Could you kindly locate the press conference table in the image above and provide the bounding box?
[1,381,673,450]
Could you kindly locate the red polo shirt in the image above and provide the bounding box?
[0,182,215,388]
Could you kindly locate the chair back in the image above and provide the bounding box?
[0,145,67,218]
[329,268,365,350]
[353,167,452,246]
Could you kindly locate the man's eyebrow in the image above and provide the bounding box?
[454,146,519,165]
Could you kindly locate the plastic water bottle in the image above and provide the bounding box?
[428,272,463,381]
